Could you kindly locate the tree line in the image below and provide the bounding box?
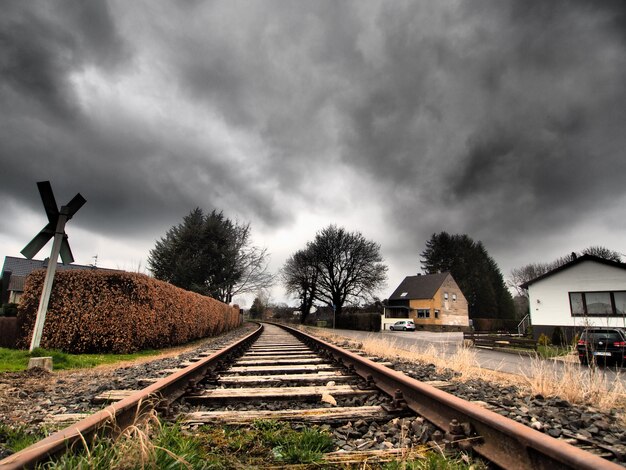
[147,207,622,323]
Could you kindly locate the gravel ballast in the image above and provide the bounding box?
[1,323,625,466]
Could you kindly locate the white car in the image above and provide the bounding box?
[389,320,416,331]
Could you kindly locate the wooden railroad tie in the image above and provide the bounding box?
[218,372,354,385]
[234,357,326,366]
[227,363,339,374]
[181,405,409,425]
[185,384,376,403]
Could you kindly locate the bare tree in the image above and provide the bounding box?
[218,223,275,304]
[508,263,552,298]
[509,245,623,298]
[309,225,387,317]
[582,246,622,262]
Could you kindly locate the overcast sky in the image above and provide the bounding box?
[1,1,625,307]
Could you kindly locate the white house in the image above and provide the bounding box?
[521,254,626,340]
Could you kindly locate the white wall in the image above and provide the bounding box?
[528,261,626,328]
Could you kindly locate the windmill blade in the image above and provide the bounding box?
[21,222,55,259]
[64,193,86,219]
[37,181,59,222]
[59,235,75,264]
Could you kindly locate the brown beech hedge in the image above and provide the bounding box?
[17,270,241,353]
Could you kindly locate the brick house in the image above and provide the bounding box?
[383,273,470,331]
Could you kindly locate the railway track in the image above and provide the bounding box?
[0,322,623,469]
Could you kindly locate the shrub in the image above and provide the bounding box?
[537,333,551,347]
[16,270,241,353]
[0,303,18,317]
[551,326,566,346]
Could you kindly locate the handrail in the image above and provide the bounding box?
[517,313,531,336]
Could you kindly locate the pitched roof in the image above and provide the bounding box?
[0,256,118,276]
[520,254,626,289]
[1,256,98,277]
[389,273,450,300]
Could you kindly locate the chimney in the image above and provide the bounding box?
[571,252,577,261]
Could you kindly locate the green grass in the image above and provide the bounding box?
[0,423,46,453]
[35,418,335,469]
[383,451,487,469]
[536,345,573,359]
[19,415,486,469]
[198,419,334,467]
[39,419,212,469]
[271,427,334,464]
[0,347,164,372]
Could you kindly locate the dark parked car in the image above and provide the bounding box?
[389,320,416,331]
[577,328,626,366]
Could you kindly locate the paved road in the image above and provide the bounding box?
[321,327,626,386]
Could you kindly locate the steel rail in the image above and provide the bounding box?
[279,323,623,470]
[0,324,263,470]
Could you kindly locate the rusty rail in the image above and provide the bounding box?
[279,323,622,470]
[0,324,263,470]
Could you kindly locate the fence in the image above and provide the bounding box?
[0,317,18,348]
[463,331,537,351]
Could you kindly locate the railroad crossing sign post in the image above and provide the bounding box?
[21,181,86,351]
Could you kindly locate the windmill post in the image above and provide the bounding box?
[21,181,86,351]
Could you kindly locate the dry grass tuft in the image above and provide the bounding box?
[522,356,626,410]
[306,328,519,385]
[304,327,626,415]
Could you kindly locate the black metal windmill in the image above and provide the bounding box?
[21,181,86,351]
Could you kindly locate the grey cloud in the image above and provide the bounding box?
[336,0,626,252]
[0,1,127,119]
[1,0,625,282]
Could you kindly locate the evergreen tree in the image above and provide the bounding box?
[420,232,514,319]
[148,208,273,302]
[249,296,266,319]
[282,247,318,324]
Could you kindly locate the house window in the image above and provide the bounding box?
[417,309,430,318]
[443,293,448,300]
[585,292,612,314]
[569,293,584,315]
[615,292,626,314]
[434,309,439,319]
[386,309,408,319]
[400,292,408,297]
[569,291,626,316]
[452,294,457,301]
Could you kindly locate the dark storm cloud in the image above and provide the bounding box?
[0,0,126,119]
[336,0,626,251]
[1,0,625,278]
[0,0,129,216]
[0,1,292,240]
[141,1,366,193]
